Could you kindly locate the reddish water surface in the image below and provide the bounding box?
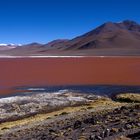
[0,57,140,95]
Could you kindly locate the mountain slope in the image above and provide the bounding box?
[0,44,18,51]
[0,20,140,56]
[63,20,140,50]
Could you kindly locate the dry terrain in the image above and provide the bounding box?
[0,92,139,140]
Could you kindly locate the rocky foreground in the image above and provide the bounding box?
[0,92,139,140]
[0,91,106,123]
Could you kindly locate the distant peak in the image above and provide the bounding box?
[0,44,8,46]
[101,21,115,27]
[99,20,140,32]
[104,21,114,25]
[122,20,139,25]
[26,42,43,46]
[118,20,140,32]
[95,21,119,33]
[102,20,140,28]
[0,43,20,46]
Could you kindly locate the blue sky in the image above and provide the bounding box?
[0,0,140,44]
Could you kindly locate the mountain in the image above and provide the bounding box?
[0,44,19,51]
[42,39,69,50]
[1,20,140,56]
[63,20,140,50]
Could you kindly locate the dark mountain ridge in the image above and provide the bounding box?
[0,20,140,56]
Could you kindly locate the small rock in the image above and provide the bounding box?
[134,104,140,109]
[111,128,119,133]
[81,128,85,132]
[137,123,140,127]
[120,106,127,110]
[89,135,95,140]
[49,129,55,133]
[104,128,110,137]
[95,135,102,140]
[101,131,105,138]
[85,118,96,125]
[91,130,98,133]
[119,127,126,132]
[67,127,73,132]
[78,135,87,140]
[125,124,132,129]
[74,120,82,129]
[39,134,48,140]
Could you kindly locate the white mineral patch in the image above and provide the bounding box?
[0,92,102,121]
[27,88,46,91]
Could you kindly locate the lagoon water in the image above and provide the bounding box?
[0,56,140,96]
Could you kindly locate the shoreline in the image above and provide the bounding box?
[0,55,140,58]
[1,85,140,98]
